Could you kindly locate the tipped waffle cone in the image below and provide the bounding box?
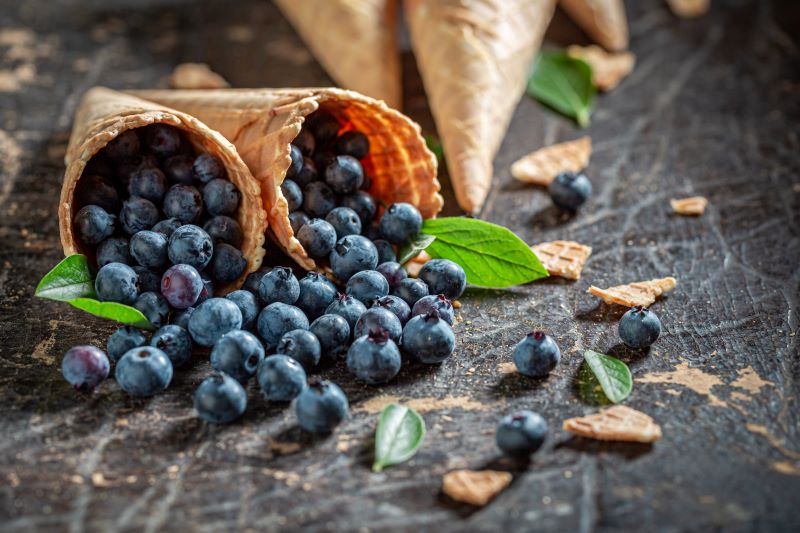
[130,88,441,271]
[60,87,267,293]
[405,0,556,215]
[531,240,592,280]
[588,276,677,307]
[563,406,662,443]
[559,0,629,51]
[273,0,401,109]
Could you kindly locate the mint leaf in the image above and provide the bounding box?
[373,403,426,472]
[397,234,436,265]
[35,254,96,301]
[421,217,548,288]
[527,51,596,127]
[69,298,153,330]
[583,350,632,404]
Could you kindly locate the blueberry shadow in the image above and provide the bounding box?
[555,436,654,459]
[606,343,652,368]
[527,205,575,229]
[574,301,629,323]
[491,372,549,399]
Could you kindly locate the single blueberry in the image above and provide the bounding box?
[152,217,182,238]
[120,196,159,235]
[354,307,402,343]
[548,172,592,211]
[203,215,243,247]
[346,329,401,385]
[163,154,195,184]
[324,155,364,194]
[302,181,337,218]
[334,131,370,159]
[373,241,397,265]
[210,243,247,284]
[211,329,265,381]
[193,153,226,183]
[295,379,348,434]
[293,157,318,188]
[329,235,379,282]
[74,174,120,213]
[496,410,547,456]
[292,129,316,157]
[296,272,338,320]
[401,311,456,364]
[161,264,203,309]
[203,179,240,216]
[376,261,407,290]
[226,290,260,330]
[277,329,321,370]
[297,218,337,259]
[340,191,377,226]
[168,224,214,270]
[346,270,389,305]
[74,205,115,245]
[170,307,195,329]
[325,207,362,239]
[259,266,300,306]
[133,266,161,293]
[103,130,140,161]
[243,268,271,298]
[286,144,303,180]
[281,179,303,212]
[130,230,168,269]
[163,184,203,223]
[144,124,181,158]
[313,151,337,175]
[134,291,170,329]
[309,314,350,363]
[418,259,466,300]
[257,354,307,402]
[115,346,173,397]
[194,372,247,424]
[289,211,311,235]
[392,277,429,308]
[128,167,167,204]
[379,203,422,244]
[188,297,243,347]
[325,293,368,333]
[257,302,309,351]
[62,345,110,392]
[116,153,159,190]
[618,306,661,348]
[95,262,139,305]
[151,324,193,368]
[411,294,455,325]
[372,295,411,325]
[97,237,131,267]
[513,331,561,377]
[107,326,147,363]
[305,111,340,144]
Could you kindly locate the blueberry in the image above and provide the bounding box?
[151,325,193,368]
[107,326,147,362]
[197,276,214,304]
[133,266,161,293]
[325,207,362,239]
[496,410,547,456]
[134,291,170,328]
[258,266,300,306]
[62,345,110,392]
[296,272,338,320]
[325,293,367,332]
[401,311,456,364]
[226,290,260,330]
[297,218,337,259]
[95,262,139,304]
[170,307,195,329]
[548,172,592,211]
[329,235,379,282]
[163,184,203,223]
[168,225,214,270]
[120,196,159,235]
[302,181,337,218]
[129,230,167,269]
[243,268,271,297]
[295,379,348,434]
[97,237,131,267]
[129,167,167,204]
[306,111,340,144]
[293,158,318,188]
[211,330,265,381]
[115,346,173,397]
[372,295,411,325]
[411,294,455,325]
[513,331,561,377]
[418,259,466,300]
[193,153,226,183]
[313,151,337,174]
[74,205,115,245]
[163,154,195,184]
[376,261,407,290]
[210,243,247,284]
[203,179,240,216]
[289,211,311,234]
[194,372,247,424]
[152,217,182,238]
[392,277,429,308]
[161,264,203,309]
[354,307,402,343]
[340,191,377,225]
[309,314,350,363]
[203,215,243,247]
[103,130,140,160]
[346,270,389,305]
[116,154,158,190]
[286,144,303,180]
[293,129,316,157]
[257,302,309,351]
[277,329,321,370]
[144,124,181,158]
[188,297,243,347]
[379,203,422,244]
[362,219,382,240]
[334,131,370,159]
[346,329,401,384]
[257,354,307,402]
[618,306,661,348]
[373,241,397,265]
[281,179,303,212]
[75,174,120,213]
[324,155,364,194]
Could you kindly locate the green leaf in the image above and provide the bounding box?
[69,298,153,330]
[373,403,426,472]
[35,254,96,301]
[397,234,436,265]
[421,217,548,288]
[425,135,444,165]
[582,350,632,404]
[527,51,596,127]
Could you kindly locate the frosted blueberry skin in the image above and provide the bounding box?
[325,155,365,194]
[340,191,377,226]
[325,294,368,333]
[170,307,195,330]
[211,330,265,382]
[334,131,370,159]
[258,267,300,306]
[392,278,429,308]
[376,262,407,291]
[133,266,161,293]
[194,372,247,424]
[297,218,337,259]
[95,262,139,305]
[354,307,403,344]
[372,295,412,326]
[418,259,466,300]
[346,329,401,385]
[203,216,243,247]
[325,207,362,239]
[548,172,592,211]
[302,181,337,218]
[163,154,195,184]
[97,237,131,267]
[161,264,204,310]
[286,144,303,180]
[618,306,662,349]
[226,290,260,331]
[277,329,322,370]
[295,379,349,434]
[306,111,340,145]
[400,311,456,364]
[257,355,307,402]
[257,302,309,351]
[144,124,181,158]
[411,294,455,326]
[128,166,167,204]
[152,217,182,238]
[61,345,110,392]
[163,184,203,223]
[133,291,170,329]
[513,331,561,377]
[167,224,214,270]
[496,410,547,456]
[210,243,247,284]
[120,196,159,235]
[74,174,120,213]
[310,314,351,363]
[378,203,422,244]
[188,298,243,348]
[373,241,397,265]
[193,154,226,183]
[203,178,240,217]
[292,128,316,157]
[243,268,271,299]
[289,211,311,234]
[103,129,140,161]
[296,272,338,320]
[107,326,147,362]
[293,158,318,188]
[281,179,304,212]
[346,270,389,306]
[151,325,193,368]
[115,346,173,397]
[129,230,168,269]
[329,235,379,282]
[74,205,116,245]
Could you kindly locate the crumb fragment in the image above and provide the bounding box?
[666,0,710,18]
[169,63,230,90]
[531,240,592,280]
[588,277,677,307]
[566,45,635,91]
[511,137,591,186]
[563,405,662,443]
[670,196,708,216]
[442,469,512,506]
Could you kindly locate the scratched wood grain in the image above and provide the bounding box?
[0,0,798,531]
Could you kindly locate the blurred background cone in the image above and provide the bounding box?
[559,0,629,51]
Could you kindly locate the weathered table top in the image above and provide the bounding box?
[1,0,799,531]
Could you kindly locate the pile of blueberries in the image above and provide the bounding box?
[62,113,471,434]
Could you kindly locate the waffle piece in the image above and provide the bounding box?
[670,196,708,216]
[559,0,629,51]
[511,137,592,186]
[531,240,592,280]
[666,0,710,18]
[441,469,512,506]
[169,63,230,90]
[563,405,662,443]
[566,45,635,91]
[587,277,677,307]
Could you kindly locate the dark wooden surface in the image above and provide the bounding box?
[1,0,799,531]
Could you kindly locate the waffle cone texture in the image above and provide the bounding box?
[60,87,267,293]
[559,0,629,52]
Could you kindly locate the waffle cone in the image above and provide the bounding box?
[404,0,556,214]
[559,0,629,51]
[273,0,401,109]
[130,88,441,271]
[60,87,267,293]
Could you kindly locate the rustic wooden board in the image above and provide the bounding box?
[1,0,799,531]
